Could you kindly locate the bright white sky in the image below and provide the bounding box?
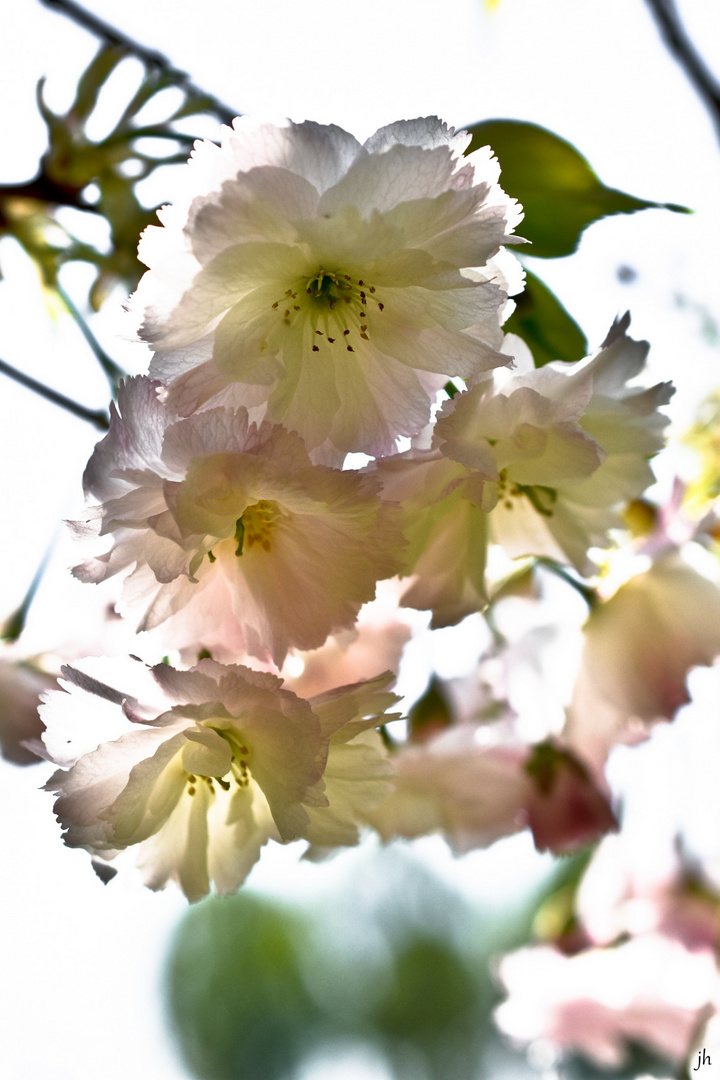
[1,1,720,1077]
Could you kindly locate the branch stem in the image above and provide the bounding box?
[0,357,109,430]
[644,0,720,145]
[39,0,239,126]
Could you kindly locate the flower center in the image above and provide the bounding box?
[185,772,231,796]
[270,269,385,355]
[234,499,280,556]
[306,270,344,302]
[185,739,252,797]
[497,470,557,517]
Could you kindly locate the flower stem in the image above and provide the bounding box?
[1,533,57,642]
[535,557,600,610]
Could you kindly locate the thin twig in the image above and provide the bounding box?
[644,0,720,145]
[1,533,58,642]
[535,557,600,610]
[54,281,125,390]
[0,357,109,430]
[39,0,240,126]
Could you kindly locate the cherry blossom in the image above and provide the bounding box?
[131,116,523,461]
[72,377,404,666]
[42,656,398,899]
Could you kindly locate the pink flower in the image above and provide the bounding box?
[72,377,404,666]
[566,554,720,769]
[496,935,719,1068]
[366,726,615,855]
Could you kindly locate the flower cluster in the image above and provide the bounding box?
[40,116,678,900]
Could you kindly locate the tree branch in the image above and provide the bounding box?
[0,357,110,430]
[39,0,240,126]
[644,0,720,145]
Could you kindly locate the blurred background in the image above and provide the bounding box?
[1,1,719,1077]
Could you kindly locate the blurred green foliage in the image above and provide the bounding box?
[0,44,218,309]
[165,892,319,1080]
[166,845,686,1080]
[165,849,542,1080]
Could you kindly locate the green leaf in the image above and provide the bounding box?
[466,120,690,258]
[505,268,587,366]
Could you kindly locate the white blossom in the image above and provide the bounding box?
[42,656,398,900]
[303,672,399,848]
[378,317,673,626]
[131,116,523,462]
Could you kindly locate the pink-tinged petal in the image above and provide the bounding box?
[156,242,306,352]
[318,144,463,218]
[365,728,530,852]
[431,316,671,575]
[382,188,490,253]
[400,493,490,628]
[303,729,394,847]
[490,497,591,573]
[324,347,434,458]
[299,672,399,848]
[148,331,214,382]
[369,293,508,379]
[83,378,171,502]
[495,937,719,1069]
[283,588,411,700]
[214,477,403,665]
[225,117,364,194]
[566,556,720,770]
[308,671,400,740]
[263,326,341,450]
[136,780,211,901]
[72,394,406,664]
[363,117,472,156]
[206,785,274,894]
[376,452,490,627]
